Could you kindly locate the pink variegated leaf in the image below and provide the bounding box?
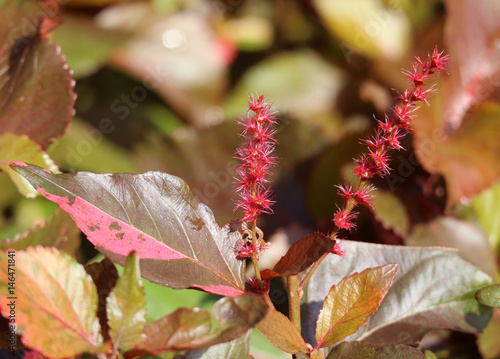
[11,163,246,297]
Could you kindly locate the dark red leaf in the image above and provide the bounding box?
[261,233,335,280]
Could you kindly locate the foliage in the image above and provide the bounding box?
[0,1,500,358]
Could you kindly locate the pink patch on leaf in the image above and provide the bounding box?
[192,284,244,297]
[36,188,188,261]
[10,161,28,167]
[43,168,51,174]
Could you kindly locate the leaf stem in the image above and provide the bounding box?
[299,251,329,292]
[251,219,263,287]
[287,275,301,333]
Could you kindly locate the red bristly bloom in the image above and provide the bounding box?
[234,94,278,223]
[333,47,448,232]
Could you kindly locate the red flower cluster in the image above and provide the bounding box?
[234,94,278,222]
[334,48,449,231]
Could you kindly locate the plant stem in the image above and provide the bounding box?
[287,275,301,333]
[261,290,276,310]
[299,252,329,292]
[251,219,263,287]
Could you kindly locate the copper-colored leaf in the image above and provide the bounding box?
[0,0,75,150]
[256,309,309,354]
[315,263,398,348]
[325,342,426,359]
[261,233,335,281]
[0,247,104,358]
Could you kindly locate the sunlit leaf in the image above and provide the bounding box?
[0,134,58,197]
[303,240,492,346]
[0,1,75,150]
[12,163,246,296]
[371,189,409,237]
[315,264,397,348]
[478,309,500,359]
[0,247,104,358]
[471,181,500,252]
[256,309,309,354]
[107,252,147,350]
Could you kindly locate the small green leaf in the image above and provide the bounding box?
[0,247,104,358]
[476,285,500,308]
[316,263,398,348]
[107,251,147,350]
[325,342,425,359]
[256,309,309,354]
[0,134,58,197]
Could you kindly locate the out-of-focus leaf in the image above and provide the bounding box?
[472,181,500,252]
[0,134,58,197]
[478,309,500,359]
[371,189,409,237]
[414,101,500,206]
[476,285,500,308]
[11,163,246,296]
[50,118,137,173]
[303,240,492,347]
[0,1,75,150]
[256,309,309,354]
[181,330,252,359]
[406,217,497,278]
[107,252,147,350]
[224,50,345,123]
[220,16,274,51]
[104,3,228,125]
[442,0,500,131]
[325,342,425,359]
[261,233,335,280]
[316,264,397,348]
[85,257,119,342]
[0,208,80,255]
[53,14,129,78]
[312,0,410,61]
[127,294,266,356]
[0,247,104,358]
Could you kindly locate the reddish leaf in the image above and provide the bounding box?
[256,309,309,354]
[0,247,104,358]
[261,233,335,280]
[11,163,246,296]
[126,293,266,357]
[0,0,75,150]
[315,263,398,348]
[85,257,119,342]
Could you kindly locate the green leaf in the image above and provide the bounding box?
[181,330,252,359]
[127,293,266,356]
[371,189,409,237]
[0,208,80,255]
[85,257,119,342]
[315,263,398,348]
[107,252,147,350]
[0,1,75,150]
[406,217,496,278]
[325,342,426,359]
[471,181,500,252]
[11,163,246,297]
[476,285,500,308]
[0,134,58,197]
[303,240,493,346]
[478,311,500,359]
[256,309,309,354]
[0,247,104,358]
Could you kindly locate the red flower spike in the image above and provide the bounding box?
[330,241,345,257]
[334,48,447,232]
[334,207,358,230]
[234,94,277,223]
